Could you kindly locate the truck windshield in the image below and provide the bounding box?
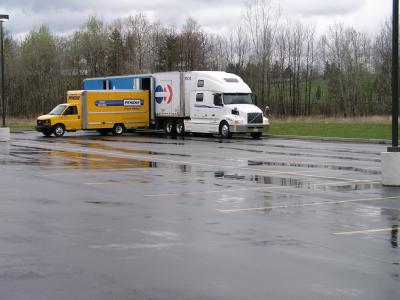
[48,104,67,115]
[223,93,253,105]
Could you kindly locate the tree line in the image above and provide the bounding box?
[1,0,393,118]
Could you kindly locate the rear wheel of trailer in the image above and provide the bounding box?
[175,120,184,135]
[164,119,176,135]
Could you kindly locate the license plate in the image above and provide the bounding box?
[253,128,259,132]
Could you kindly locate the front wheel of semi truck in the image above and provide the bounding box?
[164,119,176,135]
[112,124,125,136]
[219,121,232,139]
[53,124,65,137]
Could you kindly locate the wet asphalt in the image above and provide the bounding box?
[0,131,399,300]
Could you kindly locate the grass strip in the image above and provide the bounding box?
[267,122,397,140]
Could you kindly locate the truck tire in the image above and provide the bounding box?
[112,124,125,136]
[219,121,231,138]
[250,132,262,139]
[53,124,65,137]
[164,119,176,135]
[175,120,184,135]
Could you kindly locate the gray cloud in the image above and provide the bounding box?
[281,0,365,16]
[0,0,391,37]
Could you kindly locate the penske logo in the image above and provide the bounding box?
[95,99,144,107]
[155,84,173,104]
[124,99,143,106]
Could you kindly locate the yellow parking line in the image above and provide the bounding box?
[217,195,400,213]
[333,227,398,236]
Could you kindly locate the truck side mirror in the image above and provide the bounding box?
[251,93,257,104]
[214,94,223,106]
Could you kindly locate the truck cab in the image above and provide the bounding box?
[184,72,269,138]
[36,103,81,137]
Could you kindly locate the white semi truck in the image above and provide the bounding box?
[83,71,269,138]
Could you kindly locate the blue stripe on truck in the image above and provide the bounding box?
[95,99,144,107]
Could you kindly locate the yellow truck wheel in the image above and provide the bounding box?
[112,124,125,136]
[53,124,65,137]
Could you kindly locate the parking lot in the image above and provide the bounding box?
[0,131,399,300]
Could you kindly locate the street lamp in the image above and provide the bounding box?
[0,14,9,128]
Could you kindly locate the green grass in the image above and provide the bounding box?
[6,118,36,132]
[267,121,397,141]
[5,117,398,141]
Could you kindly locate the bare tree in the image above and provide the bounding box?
[244,0,279,108]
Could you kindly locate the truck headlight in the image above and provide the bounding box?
[234,118,243,125]
[43,119,51,125]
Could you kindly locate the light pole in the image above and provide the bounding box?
[382,0,400,186]
[0,14,9,128]
[390,0,399,151]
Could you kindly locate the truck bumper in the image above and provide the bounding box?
[230,124,267,133]
[35,125,53,132]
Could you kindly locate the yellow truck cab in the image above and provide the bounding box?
[36,90,149,137]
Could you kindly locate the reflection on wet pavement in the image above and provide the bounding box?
[5,145,156,170]
[247,160,380,175]
[392,225,398,248]
[214,171,381,191]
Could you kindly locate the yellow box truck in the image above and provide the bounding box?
[35,90,149,137]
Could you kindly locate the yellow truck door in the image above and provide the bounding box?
[61,105,81,130]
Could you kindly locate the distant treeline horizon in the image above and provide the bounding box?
[1,0,393,118]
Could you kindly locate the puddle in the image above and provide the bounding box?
[215,171,310,189]
[46,150,157,170]
[62,140,191,159]
[327,183,382,192]
[222,146,381,163]
[214,171,380,191]
[247,160,380,175]
[63,135,186,146]
[4,144,157,170]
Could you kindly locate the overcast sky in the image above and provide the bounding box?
[0,0,392,38]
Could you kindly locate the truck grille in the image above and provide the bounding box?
[37,120,43,125]
[247,113,263,124]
